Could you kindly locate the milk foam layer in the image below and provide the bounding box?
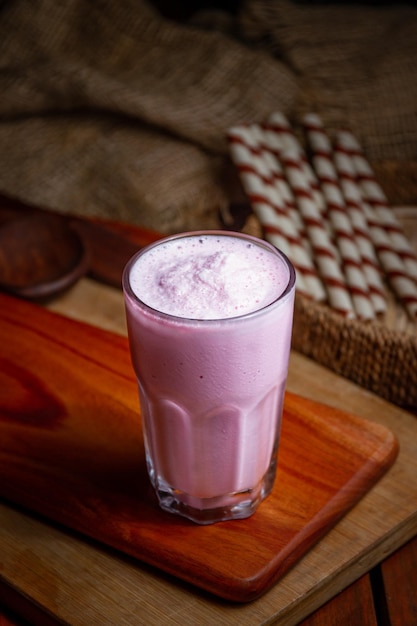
[129,234,289,319]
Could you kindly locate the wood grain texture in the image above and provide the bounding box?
[299,574,378,626]
[380,535,417,625]
[0,293,398,603]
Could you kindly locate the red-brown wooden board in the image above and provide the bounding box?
[0,293,398,602]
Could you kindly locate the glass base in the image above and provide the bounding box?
[149,456,277,525]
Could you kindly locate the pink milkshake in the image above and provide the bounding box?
[123,231,295,524]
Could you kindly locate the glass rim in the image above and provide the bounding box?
[122,230,296,324]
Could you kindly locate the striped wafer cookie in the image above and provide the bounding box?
[279,146,356,318]
[337,130,417,279]
[265,112,327,220]
[227,125,325,300]
[303,114,375,320]
[333,142,387,316]
[336,130,417,318]
[251,124,309,252]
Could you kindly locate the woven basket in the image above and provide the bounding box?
[292,293,417,410]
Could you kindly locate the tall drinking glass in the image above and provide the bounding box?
[123,231,295,524]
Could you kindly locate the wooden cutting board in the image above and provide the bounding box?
[0,293,398,602]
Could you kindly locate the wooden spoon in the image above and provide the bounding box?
[0,213,89,300]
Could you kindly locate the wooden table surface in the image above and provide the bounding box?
[0,271,416,625]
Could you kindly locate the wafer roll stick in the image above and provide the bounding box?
[266,112,327,219]
[361,200,417,318]
[333,144,387,316]
[227,126,325,300]
[336,131,417,318]
[227,125,324,299]
[227,125,289,248]
[337,130,417,279]
[251,124,309,250]
[280,147,356,318]
[303,114,374,320]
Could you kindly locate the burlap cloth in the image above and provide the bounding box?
[0,0,298,231]
[1,0,416,408]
